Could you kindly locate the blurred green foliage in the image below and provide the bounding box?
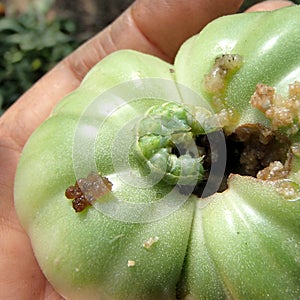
[0,0,80,114]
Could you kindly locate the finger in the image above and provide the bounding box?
[246,0,293,12]
[59,0,243,79]
[127,0,244,62]
[0,0,243,151]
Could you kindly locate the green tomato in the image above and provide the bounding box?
[14,6,300,300]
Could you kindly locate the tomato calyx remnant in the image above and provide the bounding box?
[136,102,218,186]
[135,101,295,197]
[65,172,113,212]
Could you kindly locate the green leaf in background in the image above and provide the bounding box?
[0,0,81,114]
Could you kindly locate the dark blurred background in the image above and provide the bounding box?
[1,0,299,113]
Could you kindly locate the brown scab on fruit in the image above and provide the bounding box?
[143,236,159,250]
[127,260,136,267]
[248,82,300,200]
[204,54,243,94]
[257,160,290,181]
[250,81,300,133]
[65,172,113,212]
[214,108,237,129]
[274,177,300,200]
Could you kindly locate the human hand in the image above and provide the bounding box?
[0,0,293,298]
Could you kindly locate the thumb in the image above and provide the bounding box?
[67,0,243,79]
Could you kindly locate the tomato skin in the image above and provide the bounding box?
[15,51,196,299]
[175,6,300,129]
[178,175,300,299]
[14,6,300,300]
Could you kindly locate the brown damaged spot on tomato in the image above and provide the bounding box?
[203,57,300,196]
[226,123,291,178]
[243,81,300,200]
[204,54,243,95]
[65,172,113,212]
[256,161,290,181]
[203,54,243,129]
[143,236,159,250]
[250,81,300,133]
